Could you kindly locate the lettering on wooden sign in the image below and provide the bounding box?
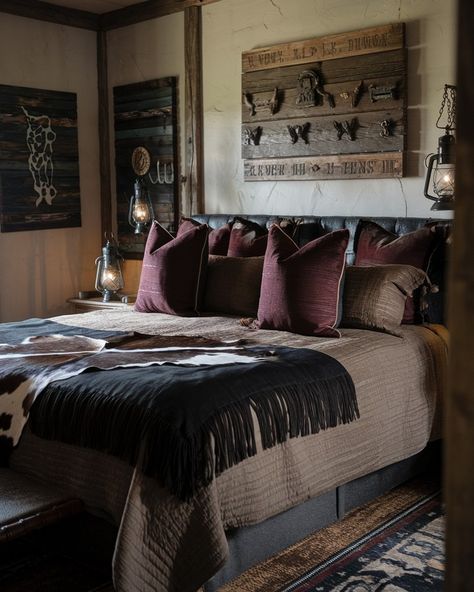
[244,153,403,181]
[243,23,404,73]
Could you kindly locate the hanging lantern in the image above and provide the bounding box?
[95,235,124,302]
[128,178,154,234]
[424,84,456,211]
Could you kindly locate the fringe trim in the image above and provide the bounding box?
[32,369,358,501]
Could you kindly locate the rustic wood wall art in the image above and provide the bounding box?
[0,84,81,232]
[113,77,179,259]
[241,23,406,181]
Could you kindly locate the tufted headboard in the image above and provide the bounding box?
[191,214,452,323]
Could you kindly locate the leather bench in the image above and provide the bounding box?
[0,468,83,543]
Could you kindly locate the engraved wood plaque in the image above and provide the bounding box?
[242,23,406,181]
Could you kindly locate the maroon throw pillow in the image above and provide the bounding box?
[227,218,268,257]
[177,217,231,256]
[135,221,208,315]
[258,226,349,337]
[355,221,438,323]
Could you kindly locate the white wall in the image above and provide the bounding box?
[202,0,457,218]
[0,13,101,322]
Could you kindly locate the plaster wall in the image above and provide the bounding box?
[0,13,100,322]
[202,0,456,218]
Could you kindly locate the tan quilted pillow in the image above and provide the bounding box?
[342,265,427,336]
[203,255,264,316]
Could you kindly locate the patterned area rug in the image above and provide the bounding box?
[220,479,443,592]
[282,493,443,592]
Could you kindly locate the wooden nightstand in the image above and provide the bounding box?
[67,294,135,313]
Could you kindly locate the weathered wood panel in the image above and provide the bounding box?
[244,152,402,181]
[241,24,406,181]
[242,23,404,73]
[0,84,81,232]
[113,77,179,259]
[242,49,405,94]
[445,0,474,590]
[184,5,204,215]
[242,109,404,159]
[242,75,404,123]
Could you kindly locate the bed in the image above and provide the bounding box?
[4,215,450,592]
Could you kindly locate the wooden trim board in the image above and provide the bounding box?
[244,153,402,181]
[0,0,99,30]
[243,23,404,73]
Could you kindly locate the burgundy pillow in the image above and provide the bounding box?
[227,218,268,257]
[258,226,349,337]
[355,221,438,323]
[135,221,208,315]
[178,217,231,256]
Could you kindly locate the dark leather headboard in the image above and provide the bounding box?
[191,214,452,323]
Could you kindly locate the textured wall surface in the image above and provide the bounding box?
[202,0,456,218]
[0,13,100,322]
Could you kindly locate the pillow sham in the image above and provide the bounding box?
[354,221,438,323]
[257,225,349,337]
[135,221,208,315]
[342,264,428,336]
[203,255,264,317]
[177,217,231,256]
[227,217,268,257]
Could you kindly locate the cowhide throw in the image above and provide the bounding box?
[0,333,268,456]
[1,329,359,499]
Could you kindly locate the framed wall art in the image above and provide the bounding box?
[0,84,81,232]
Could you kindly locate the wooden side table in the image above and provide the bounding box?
[67,295,135,313]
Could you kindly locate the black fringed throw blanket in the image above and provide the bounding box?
[0,319,359,499]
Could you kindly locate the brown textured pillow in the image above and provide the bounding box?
[203,255,264,316]
[342,265,427,336]
[135,221,208,315]
[355,221,438,323]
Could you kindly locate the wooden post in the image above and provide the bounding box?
[445,0,474,589]
[97,30,113,238]
[184,5,204,215]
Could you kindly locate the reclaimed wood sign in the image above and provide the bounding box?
[0,84,80,232]
[241,23,406,181]
[113,77,179,259]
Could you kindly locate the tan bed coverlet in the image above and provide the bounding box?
[10,311,446,592]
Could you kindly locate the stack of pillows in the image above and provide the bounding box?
[135,216,445,338]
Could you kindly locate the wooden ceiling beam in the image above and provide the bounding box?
[0,0,223,31]
[0,0,99,31]
[100,0,221,31]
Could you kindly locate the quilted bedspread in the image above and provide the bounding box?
[9,310,447,592]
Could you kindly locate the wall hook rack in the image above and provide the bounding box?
[149,161,174,184]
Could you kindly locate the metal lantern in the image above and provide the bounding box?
[424,84,456,211]
[95,235,124,302]
[128,178,154,234]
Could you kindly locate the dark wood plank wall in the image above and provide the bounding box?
[445,0,474,589]
[113,77,179,258]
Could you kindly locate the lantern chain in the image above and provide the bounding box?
[436,84,456,132]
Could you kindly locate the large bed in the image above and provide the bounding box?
[4,215,449,592]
